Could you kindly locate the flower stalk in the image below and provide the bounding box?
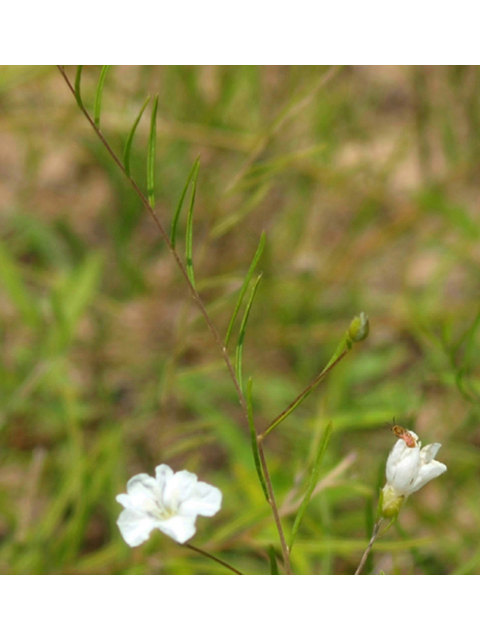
[185,543,243,575]
[354,518,384,575]
[259,313,369,440]
[355,426,446,575]
[57,67,293,573]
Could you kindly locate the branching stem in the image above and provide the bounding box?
[56,65,292,573]
[259,344,351,440]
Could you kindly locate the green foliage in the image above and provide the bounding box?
[171,157,200,249]
[147,94,159,207]
[185,159,199,286]
[290,421,333,550]
[123,96,151,178]
[94,66,110,128]
[225,231,266,347]
[0,65,478,574]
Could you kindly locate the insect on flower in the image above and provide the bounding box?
[388,417,416,448]
[378,423,447,519]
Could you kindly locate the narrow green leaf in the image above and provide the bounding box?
[171,157,200,249]
[94,65,110,128]
[225,231,266,347]
[185,160,200,286]
[263,334,351,438]
[74,66,84,109]
[289,421,333,550]
[319,334,352,375]
[123,95,150,178]
[147,94,159,207]
[246,378,268,501]
[235,274,262,393]
[268,545,279,574]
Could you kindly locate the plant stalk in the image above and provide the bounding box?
[354,518,384,575]
[185,543,243,575]
[57,65,291,574]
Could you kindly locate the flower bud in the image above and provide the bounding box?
[348,312,369,343]
[378,429,446,520]
[378,484,405,519]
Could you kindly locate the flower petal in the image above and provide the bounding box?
[410,459,447,493]
[162,470,199,511]
[420,443,441,464]
[178,482,222,518]
[156,514,197,544]
[386,439,421,495]
[116,507,157,547]
[121,473,163,511]
[155,464,174,496]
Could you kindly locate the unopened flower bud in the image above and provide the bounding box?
[348,312,369,343]
[378,484,405,519]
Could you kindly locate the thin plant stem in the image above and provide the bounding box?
[257,439,292,574]
[56,65,291,574]
[259,344,351,440]
[354,518,384,575]
[185,543,243,575]
[55,69,243,403]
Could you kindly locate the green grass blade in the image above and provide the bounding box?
[94,65,110,128]
[147,94,159,207]
[225,231,266,347]
[74,66,83,109]
[246,378,268,501]
[171,157,200,249]
[235,274,262,393]
[123,95,150,178]
[185,160,200,286]
[289,421,333,550]
[268,545,279,574]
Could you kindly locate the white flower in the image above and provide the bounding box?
[116,464,222,546]
[380,430,447,518]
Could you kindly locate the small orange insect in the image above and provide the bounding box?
[388,418,417,448]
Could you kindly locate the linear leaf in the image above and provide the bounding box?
[94,65,110,128]
[289,421,333,550]
[123,95,150,178]
[185,160,200,286]
[225,231,265,347]
[268,545,279,575]
[246,378,268,501]
[171,157,200,249]
[235,274,262,393]
[74,66,84,109]
[147,94,159,207]
[262,335,351,438]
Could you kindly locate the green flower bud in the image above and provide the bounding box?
[378,484,405,519]
[348,312,369,343]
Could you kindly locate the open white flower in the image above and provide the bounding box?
[116,464,222,546]
[380,430,447,518]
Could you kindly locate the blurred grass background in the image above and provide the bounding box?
[0,65,479,575]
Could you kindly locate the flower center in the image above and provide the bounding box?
[151,500,174,521]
